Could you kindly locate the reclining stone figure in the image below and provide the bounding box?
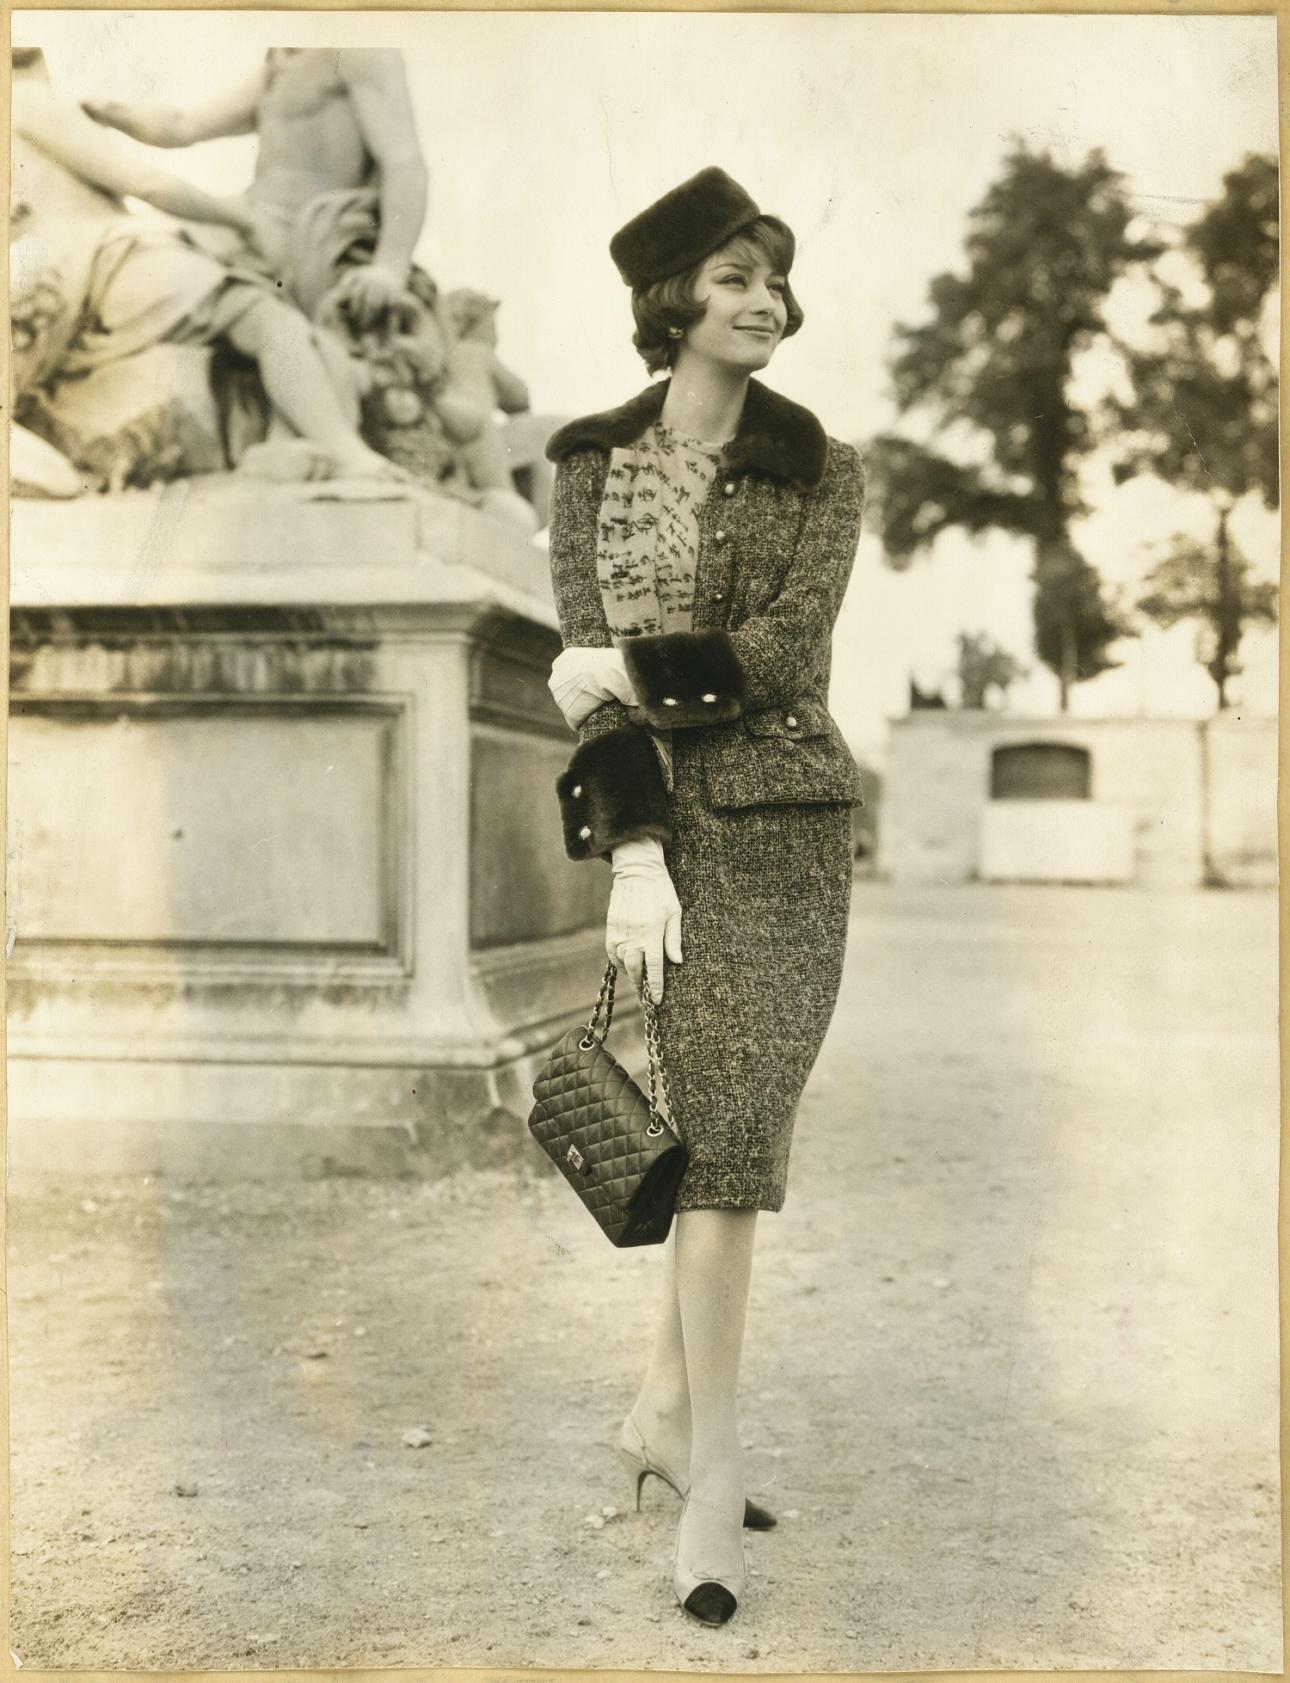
[86,48,539,526]
[12,47,402,493]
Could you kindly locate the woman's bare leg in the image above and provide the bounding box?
[672,1208,757,1572]
[628,1233,692,1474]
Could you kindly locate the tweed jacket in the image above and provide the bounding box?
[545,377,866,862]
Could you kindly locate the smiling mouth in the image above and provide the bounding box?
[735,325,776,337]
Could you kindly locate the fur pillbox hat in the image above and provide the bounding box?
[610,166,785,288]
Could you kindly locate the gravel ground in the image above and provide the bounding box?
[7,882,1282,1672]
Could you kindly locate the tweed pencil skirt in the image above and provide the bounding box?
[656,732,854,1213]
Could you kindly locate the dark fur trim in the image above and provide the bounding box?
[609,166,762,288]
[557,727,672,861]
[545,377,828,490]
[619,631,747,730]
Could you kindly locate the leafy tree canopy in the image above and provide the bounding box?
[865,141,1159,704]
[1106,153,1278,507]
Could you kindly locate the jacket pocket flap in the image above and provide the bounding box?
[701,704,864,810]
[743,700,830,739]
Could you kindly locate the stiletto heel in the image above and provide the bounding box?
[618,1412,777,1530]
[672,1490,745,1627]
[617,1449,650,1512]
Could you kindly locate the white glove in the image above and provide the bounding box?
[607,837,683,1005]
[548,646,639,730]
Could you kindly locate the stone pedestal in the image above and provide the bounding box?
[8,478,608,1179]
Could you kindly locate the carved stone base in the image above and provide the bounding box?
[8,477,606,1179]
[7,1019,586,1184]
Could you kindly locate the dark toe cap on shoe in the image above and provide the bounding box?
[684,1583,738,1626]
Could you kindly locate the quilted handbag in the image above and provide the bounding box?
[528,962,689,1247]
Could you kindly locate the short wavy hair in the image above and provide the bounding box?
[630,216,803,375]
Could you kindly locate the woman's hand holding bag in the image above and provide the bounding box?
[548,646,639,730]
[607,837,682,1004]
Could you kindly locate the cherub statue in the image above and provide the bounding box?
[426,290,536,530]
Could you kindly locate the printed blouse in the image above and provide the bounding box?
[595,420,725,638]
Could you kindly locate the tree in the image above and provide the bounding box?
[955,632,1024,709]
[866,141,1159,708]
[1105,154,1279,708]
[1109,153,1277,503]
[1137,529,1278,708]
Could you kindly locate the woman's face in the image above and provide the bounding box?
[678,243,789,373]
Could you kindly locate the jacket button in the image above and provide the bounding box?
[578,825,592,840]
[662,696,678,707]
[571,784,583,797]
[712,590,726,602]
[786,714,798,728]
[701,692,717,703]
[723,481,737,497]
[715,529,727,543]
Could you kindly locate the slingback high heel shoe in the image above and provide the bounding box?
[672,1489,746,1627]
[617,1412,778,1531]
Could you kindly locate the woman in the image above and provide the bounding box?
[543,167,866,1627]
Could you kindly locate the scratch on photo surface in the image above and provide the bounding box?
[8,817,23,956]
[125,477,193,600]
[598,89,616,201]
[10,552,57,607]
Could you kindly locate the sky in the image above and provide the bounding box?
[17,10,1281,757]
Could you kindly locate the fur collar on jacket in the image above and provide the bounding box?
[545,377,829,490]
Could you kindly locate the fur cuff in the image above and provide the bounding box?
[619,631,747,730]
[557,728,672,862]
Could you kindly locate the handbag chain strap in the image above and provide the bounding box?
[580,961,674,1139]
[640,979,673,1137]
[581,962,617,1045]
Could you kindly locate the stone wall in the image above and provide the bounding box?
[878,712,1276,889]
[1205,713,1281,889]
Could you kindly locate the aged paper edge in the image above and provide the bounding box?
[0,2,1285,1681]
